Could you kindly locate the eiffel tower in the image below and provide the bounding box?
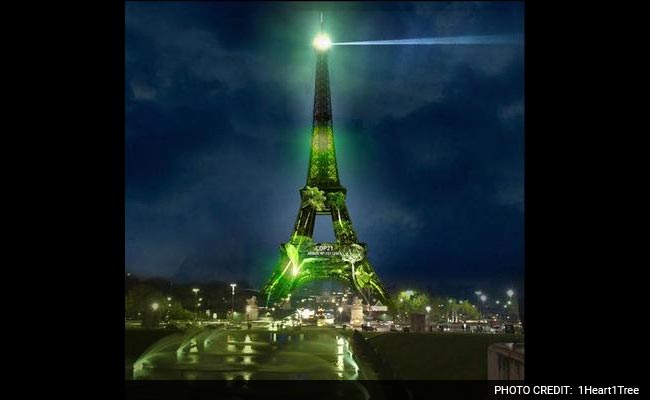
[260,16,391,308]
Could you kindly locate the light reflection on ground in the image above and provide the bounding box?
[133,328,360,380]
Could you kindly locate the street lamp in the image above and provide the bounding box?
[192,288,200,321]
[150,302,159,327]
[479,294,487,323]
[338,306,343,324]
[474,291,483,322]
[230,283,237,319]
[165,297,172,321]
[425,305,432,330]
[506,290,514,321]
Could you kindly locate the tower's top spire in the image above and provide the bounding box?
[307,15,342,191]
[313,13,331,52]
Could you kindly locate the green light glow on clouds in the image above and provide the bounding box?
[258,10,391,309]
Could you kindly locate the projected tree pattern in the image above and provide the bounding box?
[260,23,391,308]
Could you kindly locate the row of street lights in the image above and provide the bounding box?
[150,286,515,324]
[417,289,517,323]
[192,284,237,321]
[149,284,239,323]
[474,289,516,321]
[149,301,170,323]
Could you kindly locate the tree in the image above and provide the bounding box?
[302,186,326,211]
[392,293,481,323]
[455,301,480,321]
[125,284,163,319]
[333,220,355,243]
[393,290,432,323]
[327,192,346,224]
[167,301,194,321]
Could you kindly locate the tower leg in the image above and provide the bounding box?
[260,189,391,309]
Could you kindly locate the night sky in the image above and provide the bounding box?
[125,2,524,294]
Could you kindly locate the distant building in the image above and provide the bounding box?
[368,300,388,319]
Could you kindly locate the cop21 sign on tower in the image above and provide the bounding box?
[260,15,391,308]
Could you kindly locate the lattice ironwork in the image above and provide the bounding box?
[260,21,391,309]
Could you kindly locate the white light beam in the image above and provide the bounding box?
[333,34,522,46]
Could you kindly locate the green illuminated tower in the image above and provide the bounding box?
[260,17,391,308]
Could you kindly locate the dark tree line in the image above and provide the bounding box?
[125,273,255,326]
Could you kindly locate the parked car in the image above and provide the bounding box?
[361,324,376,332]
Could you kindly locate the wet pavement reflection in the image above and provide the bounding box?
[133,329,360,380]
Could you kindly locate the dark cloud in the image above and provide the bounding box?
[343,60,524,284]
[125,2,524,290]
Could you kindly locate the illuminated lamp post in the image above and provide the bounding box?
[507,289,514,321]
[192,288,200,321]
[230,283,237,320]
[151,302,159,327]
[166,297,172,321]
[480,294,487,324]
[474,291,482,321]
[198,298,203,322]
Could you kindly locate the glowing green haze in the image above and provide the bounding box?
[259,19,391,309]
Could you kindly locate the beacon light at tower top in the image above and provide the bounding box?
[258,12,391,308]
[313,33,332,51]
